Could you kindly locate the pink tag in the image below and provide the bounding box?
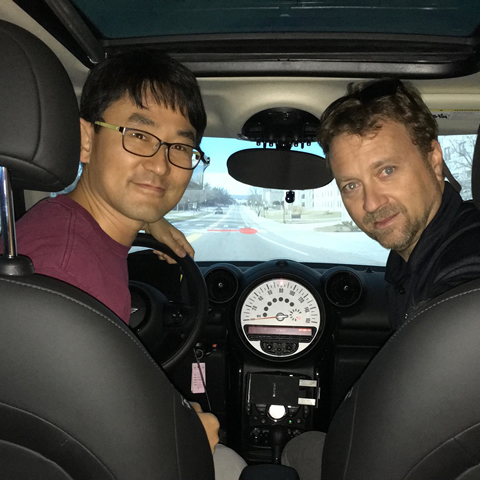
[191,363,206,394]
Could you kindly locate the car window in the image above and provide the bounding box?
[71,0,480,38]
[164,134,477,265]
[439,134,476,201]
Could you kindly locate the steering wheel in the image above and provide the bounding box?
[129,233,208,371]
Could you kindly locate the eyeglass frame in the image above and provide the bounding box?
[94,121,209,170]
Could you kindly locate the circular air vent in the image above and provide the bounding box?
[325,269,363,308]
[205,267,239,304]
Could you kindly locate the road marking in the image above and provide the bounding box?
[257,234,309,256]
[187,233,202,243]
[207,227,258,234]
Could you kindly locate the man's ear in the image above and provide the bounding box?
[430,140,444,183]
[79,118,94,164]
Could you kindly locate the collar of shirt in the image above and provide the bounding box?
[385,182,463,287]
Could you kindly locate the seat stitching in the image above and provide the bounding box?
[401,421,480,479]
[0,400,115,478]
[0,276,163,373]
[173,395,181,480]
[387,286,480,346]
[343,389,358,480]
[452,434,480,464]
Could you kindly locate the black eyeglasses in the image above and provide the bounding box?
[94,121,209,171]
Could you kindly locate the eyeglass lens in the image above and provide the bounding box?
[123,129,201,169]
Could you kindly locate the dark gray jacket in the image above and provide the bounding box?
[385,182,480,329]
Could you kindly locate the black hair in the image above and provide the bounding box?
[79,49,207,143]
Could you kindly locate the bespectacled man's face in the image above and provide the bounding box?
[330,120,444,261]
[79,94,195,230]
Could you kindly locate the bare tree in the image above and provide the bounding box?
[182,183,234,208]
[248,187,263,216]
[440,135,476,200]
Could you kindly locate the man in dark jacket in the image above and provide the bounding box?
[281,78,480,480]
[385,179,480,329]
[318,77,480,330]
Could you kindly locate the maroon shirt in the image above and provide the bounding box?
[14,195,131,323]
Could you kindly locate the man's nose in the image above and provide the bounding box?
[363,183,387,213]
[143,144,171,175]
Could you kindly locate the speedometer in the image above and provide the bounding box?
[239,278,323,358]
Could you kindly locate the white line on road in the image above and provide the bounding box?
[239,208,309,256]
[257,233,310,256]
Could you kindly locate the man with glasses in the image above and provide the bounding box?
[280,78,480,479]
[13,49,246,480]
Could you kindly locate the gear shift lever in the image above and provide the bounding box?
[269,424,289,464]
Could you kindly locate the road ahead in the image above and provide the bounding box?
[167,206,388,266]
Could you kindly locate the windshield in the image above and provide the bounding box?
[165,134,476,266]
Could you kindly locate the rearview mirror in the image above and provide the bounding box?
[227,149,333,190]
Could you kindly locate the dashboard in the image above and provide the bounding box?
[128,251,391,463]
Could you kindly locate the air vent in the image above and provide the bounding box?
[325,270,363,308]
[205,267,239,304]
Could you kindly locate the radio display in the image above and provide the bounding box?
[247,325,313,337]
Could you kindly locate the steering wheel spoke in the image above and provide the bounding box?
[163,303,196,328]
[128,234,209,370]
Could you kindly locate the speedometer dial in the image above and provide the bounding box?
[239,278,322,358]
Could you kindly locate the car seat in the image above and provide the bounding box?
[321,121,480,479]
[0,19,214,480]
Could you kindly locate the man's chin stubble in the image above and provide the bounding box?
[367,221,420,253]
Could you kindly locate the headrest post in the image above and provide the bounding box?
[0,166,18,258]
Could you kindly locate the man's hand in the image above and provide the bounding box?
[144,218,194,264]
[190,401,220,454]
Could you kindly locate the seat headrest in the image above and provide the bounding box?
[471,121,480,209]
[0,20,80,192]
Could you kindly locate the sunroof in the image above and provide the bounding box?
[71,0,480,39]
[12,0,480,78]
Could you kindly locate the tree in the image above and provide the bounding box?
[248,187,263,216]
[441,135,476,200]
[180,183,234,208]
[210,186,233,205]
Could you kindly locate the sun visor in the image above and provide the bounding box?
[227,149,333,190]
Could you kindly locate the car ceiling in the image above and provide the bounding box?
[2,0,480,139]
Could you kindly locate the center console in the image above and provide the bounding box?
[245,371,319,462]
[226,261,333,463]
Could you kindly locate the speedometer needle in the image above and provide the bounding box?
[245,313,288,321]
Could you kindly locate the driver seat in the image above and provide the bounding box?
[0,20,214,480]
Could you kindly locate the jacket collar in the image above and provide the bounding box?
[385,182,462,285]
